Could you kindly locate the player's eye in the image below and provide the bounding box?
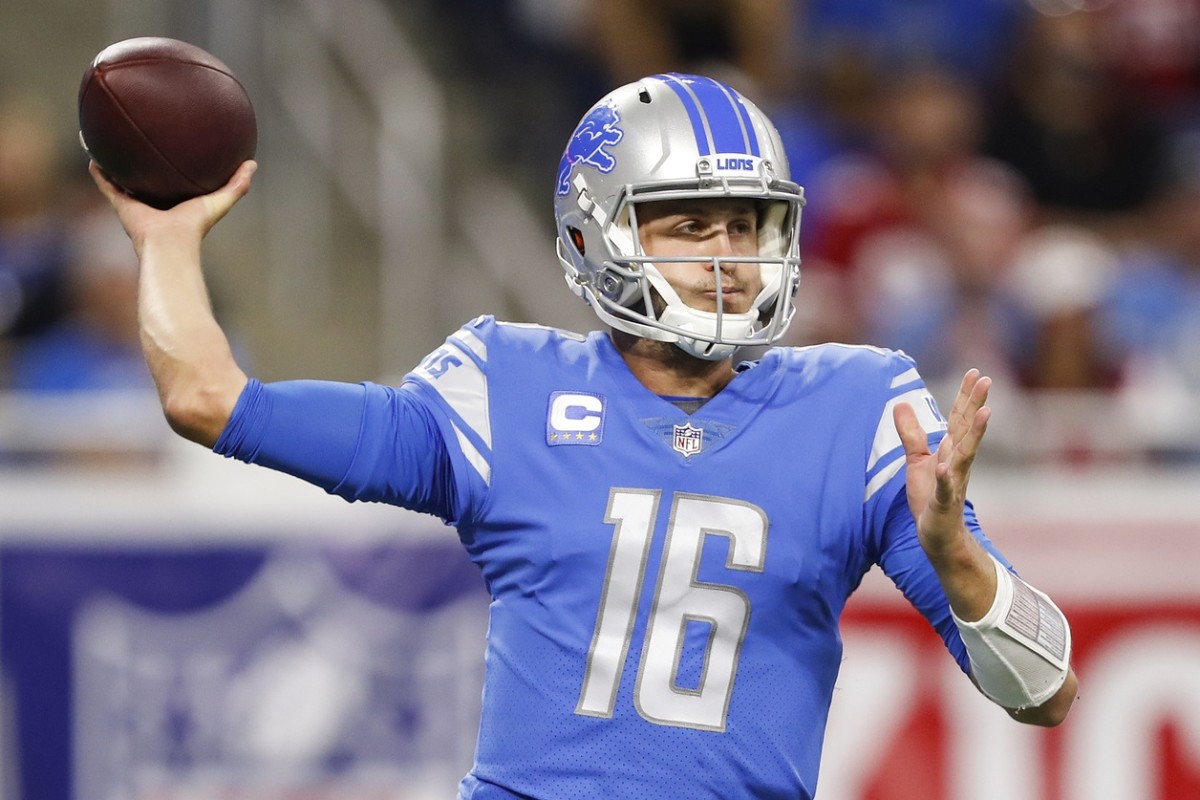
[729,219,756,237]
[671,218,704,236]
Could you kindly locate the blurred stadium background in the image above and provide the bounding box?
[2,0,1199,798]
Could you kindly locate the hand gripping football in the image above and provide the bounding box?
[78,36,257,209]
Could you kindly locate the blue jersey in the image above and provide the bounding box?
[216,316,1005,800]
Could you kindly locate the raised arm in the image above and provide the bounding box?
[894,370,997,618]
[894,369,1078,727]
[89,159,256,447]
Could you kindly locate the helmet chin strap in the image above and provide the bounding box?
[644,268,759,361]
[669,331,739,361]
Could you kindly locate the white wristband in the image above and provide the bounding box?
[952,555,1072,710]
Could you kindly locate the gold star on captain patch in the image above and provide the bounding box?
[588,432,598,441]
[549,432,558,441]
[575,432,585,440]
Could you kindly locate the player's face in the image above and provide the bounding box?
[636,198,764,314]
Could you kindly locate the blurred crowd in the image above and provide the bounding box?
[0,95,169,465]
[421,0,1200,462]
[0,96,147,395]
[4,0,1200,463]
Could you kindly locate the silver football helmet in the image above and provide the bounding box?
[554,73,804,360]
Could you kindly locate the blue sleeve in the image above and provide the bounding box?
[877,491,1013,674]
[213,378,463,522]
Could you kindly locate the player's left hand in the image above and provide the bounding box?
[893,369,992,561]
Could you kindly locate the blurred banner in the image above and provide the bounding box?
[2,456,1199,799]
[1,539,488,800]
[827,586,1200,799]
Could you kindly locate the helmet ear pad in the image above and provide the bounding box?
[568,226,586,255]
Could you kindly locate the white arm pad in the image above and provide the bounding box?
[952,555,1072,710]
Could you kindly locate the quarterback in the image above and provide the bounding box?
[91,73,1077,799]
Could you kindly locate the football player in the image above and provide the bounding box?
[90,73,1077,800]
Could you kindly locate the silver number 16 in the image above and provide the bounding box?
[575,488,768,731]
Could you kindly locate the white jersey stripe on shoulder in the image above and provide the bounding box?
[865,455,905,501]
[495,320,588,341]
[450,328,488,362]
[867,387,947,472]
[412,349,493,450]
[890,367,921,388]
[451,421,491,486]
[791,341,892,357]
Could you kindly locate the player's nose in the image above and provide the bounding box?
[718,232,758,276]
[705,229,739,266]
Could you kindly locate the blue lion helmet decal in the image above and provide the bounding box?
[556,104,624,197]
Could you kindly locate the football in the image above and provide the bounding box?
[78,37,257,209]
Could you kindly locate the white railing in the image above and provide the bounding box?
[100,0,451,378]
[94,0,595,383]
[256,0,447,378]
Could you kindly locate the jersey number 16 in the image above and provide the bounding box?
[576,488,768,731]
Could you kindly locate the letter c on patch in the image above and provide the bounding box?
[550,393,603,432]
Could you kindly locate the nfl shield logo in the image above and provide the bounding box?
[672,423,704,457]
